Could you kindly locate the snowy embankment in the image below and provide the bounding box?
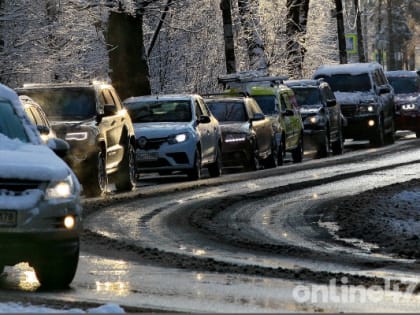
[0,302,124,313]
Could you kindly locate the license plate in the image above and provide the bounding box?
[0,210,17,227]
[137,151,159,161]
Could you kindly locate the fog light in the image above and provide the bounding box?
[64,215,75,229]
[368,120,375,127]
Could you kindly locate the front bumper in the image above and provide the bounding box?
[395,112,420,133]
[343,114,379,140]
[303,129,326,151]
[221,141,252,167]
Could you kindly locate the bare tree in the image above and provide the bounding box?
[220,0,236,73]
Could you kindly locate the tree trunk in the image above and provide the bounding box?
[147,0,172,58]
[220,0,236,73]
[354,0,365,62]
[386,0,396,70]
[286,0,310,78]
[335,0,347,64]
[237,0,267,71]
[107,11,151,100]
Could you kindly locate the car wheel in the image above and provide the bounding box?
[84,150,108,197]
[371,116,385,147]
[208,145,222,177]
[416,131,420,139]
[292,135,303,163]
[277,137,284,166]
[264,140,278,169]
[187,148,201,180]
[332,128,344,155]
[34,241,79,289]
[113,142,136,192]
[385,119,395,144]
[246,145,260,171]
[317,132,330,158]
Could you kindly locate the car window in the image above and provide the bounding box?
[197,98,210,116]
[292,87,322,106]
[316,73,372,92]
[103,89,118,112]
[207,101,248,122]
[126,100,192,123]
[195,100,203,120]
[21,88,96,120]
[252,95,279,115]
[281,93,293,110]
[0,99,29,142]
[387,76,420,94]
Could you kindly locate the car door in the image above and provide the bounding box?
[99,89,125,169]
[194,98,212,164]
[248,98,271,155]
[280,92,296,149]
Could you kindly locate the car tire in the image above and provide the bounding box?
[264,140,278,169]
[332,128,344,155]
[113,142,136,192]
[292,135,303,163]
[208,146,222,177]
[34,241,79,289]
[277,137,284,166]
[317,132,330,158]
[84,150,108,197]
[416,132,420,139]
[371,116,385,147]
[385,119,395,144]
[187,148,201,180]
[246,144,260,171]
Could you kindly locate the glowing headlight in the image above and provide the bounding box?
[359,105,375,113]
[305,115,323,125]
[65,132,88,141]
[45,175,74,199]
[402,104,416,111]
[224,134,247,143]
[168,133,189,144]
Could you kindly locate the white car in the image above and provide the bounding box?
[124,94,222,180]
[0,83,82,289]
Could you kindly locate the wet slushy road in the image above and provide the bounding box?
[2,137,420,312]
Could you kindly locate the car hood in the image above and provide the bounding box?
[219,122,249,134]
[394,93,420,106]
[334,91,376,105]
[133,122,192,138]
[299,104,323,114]
[0,134,70,182]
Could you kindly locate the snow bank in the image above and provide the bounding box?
[0,302,124,313]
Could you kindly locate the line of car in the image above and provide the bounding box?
[0,63,418,290]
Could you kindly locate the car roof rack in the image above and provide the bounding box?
[218,71,288,88]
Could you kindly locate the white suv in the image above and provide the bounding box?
[0,84,82,289]
[124,94,222,180]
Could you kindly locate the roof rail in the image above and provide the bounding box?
[218,71,288,88]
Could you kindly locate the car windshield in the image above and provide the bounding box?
[316,73,372,92]
[251,95,278,115]
[20,88,96,120]
[126,100,192,123]
[0,99,29,142]
[387,76,420,94]
[207,101,247,122]
[292,87,322,106]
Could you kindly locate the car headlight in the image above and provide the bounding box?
[224,133,247,143]
[305,115,324,125]
[168,132,189,144]
[359,104,375,113]
[45,174,75,199]
[401,104,416,111]
[65,132,88,141]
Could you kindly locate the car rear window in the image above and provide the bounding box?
[207,101,248,122]
[19,88,96,120]
[0,99,29,142]
[126,100,192,123]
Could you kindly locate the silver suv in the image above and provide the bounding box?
[0,84,82,289]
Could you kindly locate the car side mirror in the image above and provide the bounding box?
[250,113,265,121]
[37,125,50,135]
[378,86,390,95]
[282,109,294,116]
[47,138,70,158]
[198,115,211,124]
[326,99,337,107]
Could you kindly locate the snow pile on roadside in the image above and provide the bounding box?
[0,302,124,313]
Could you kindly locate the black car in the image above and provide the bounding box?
[205,96,277,170]
[16,82,137,196]
[285,79,344,157]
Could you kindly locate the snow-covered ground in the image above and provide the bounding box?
[0,302,124,313]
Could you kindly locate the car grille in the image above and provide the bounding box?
[0,179,43,194]
[142,138,167,150]
[340,104,357,118]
